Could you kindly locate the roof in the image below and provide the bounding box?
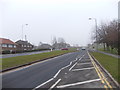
[16,40,33,46]
[0,38,17,45]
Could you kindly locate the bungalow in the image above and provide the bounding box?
[0,38,17,53]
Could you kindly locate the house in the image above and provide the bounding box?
[0,38,17,52]
[15,40,33,51]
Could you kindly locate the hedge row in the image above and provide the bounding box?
[2,48,51,54]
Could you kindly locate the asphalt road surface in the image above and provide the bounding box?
[1,50,50,58]
[2,51,85,88]
[2,50,116,89]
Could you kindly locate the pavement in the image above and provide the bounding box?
[97,50,120,59]
[0,50,50,58]
[2,50,117,89]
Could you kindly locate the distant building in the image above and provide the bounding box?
[52,43,70,49]
[16,40,33,51]
[0,38,17,52]
[37,43,52,49]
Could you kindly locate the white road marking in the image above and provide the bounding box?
[77,62,92,65]
[69,62,77,71]
[33,78,54,90]
[72,67,94,71]
[57,79,101,88]
[33,59,73,89]
[69,54,85,71]
[49,79,61,90]
[53,70,61,78]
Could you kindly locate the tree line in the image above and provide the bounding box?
[92,19,120,55]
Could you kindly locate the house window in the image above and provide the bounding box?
[8,44,13,48]
[24,45,26,47]
[14,45,16,48]
[22,45,23,47]
[2,44,7,47]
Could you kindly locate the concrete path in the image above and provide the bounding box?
[97,51,120,59]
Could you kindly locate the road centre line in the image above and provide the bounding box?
[49,79,61,90]
[32,78,54,90]
[72,67,94,71]
[57,79,101,88]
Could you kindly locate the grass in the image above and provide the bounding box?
[2,49,77,70]
[90,52,119,84]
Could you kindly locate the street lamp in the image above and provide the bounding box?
[89,18,98,50]
[22,24,28,41]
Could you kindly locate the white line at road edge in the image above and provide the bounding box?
[57,79,101,88]
[72,67,94,71]
[49,79,61,90]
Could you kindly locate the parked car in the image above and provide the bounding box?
[61,48,68,50]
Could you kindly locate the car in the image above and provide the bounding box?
[61,48,68,50]
[82,48,86,50]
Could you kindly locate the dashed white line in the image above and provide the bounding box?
[57,79,101,88]
[72,67,94,72]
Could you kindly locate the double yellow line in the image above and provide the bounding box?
[88,52,113,89]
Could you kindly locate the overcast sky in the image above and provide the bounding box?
[0,0,118,46]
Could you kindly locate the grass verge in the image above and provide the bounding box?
[2,50,77,70]
[90,52,119,84]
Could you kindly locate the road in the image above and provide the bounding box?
[2,51,84,88]
[1,50,50,58]
[2,50,116,89]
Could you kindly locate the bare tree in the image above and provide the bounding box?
[92,19,119,54]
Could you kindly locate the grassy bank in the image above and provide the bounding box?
[2,50,77,70]
[90,52,119,83]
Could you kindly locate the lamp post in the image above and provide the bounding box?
[22,24,28,41]
[89,18,98,50]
